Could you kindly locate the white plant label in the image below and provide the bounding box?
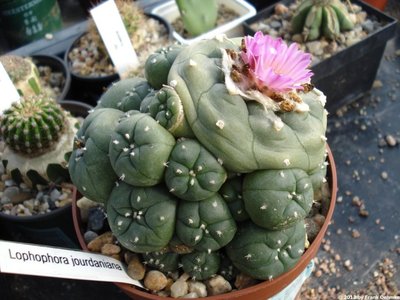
[90,0,139,76]
[0,240,143,287]
[0,62,20,113]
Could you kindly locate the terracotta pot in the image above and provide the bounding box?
[362,0,388,11]
[72,145,337,299]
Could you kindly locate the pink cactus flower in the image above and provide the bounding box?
[241,32,313,92]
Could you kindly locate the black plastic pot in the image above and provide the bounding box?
[0,101,92,248]
[64,13,172,106]
[31,54,72,102]
[243,0,397,112]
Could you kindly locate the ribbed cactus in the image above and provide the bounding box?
[176,194,237,252]
[291,0,354,41]
[68,32,331,285]
[144,45,183,90]
[0,55,42,97]
[107,183,177,253]
[1,94,77,184]
[96,77,153,111]
[181,251,220,280]
[175,0,218,37]
[243,169,314,230]
[165,138,227,201]
[140,86,194,138]
[1,95,65,156]
[226,221,306,280]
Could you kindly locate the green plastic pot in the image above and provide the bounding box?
[0,0,63,48]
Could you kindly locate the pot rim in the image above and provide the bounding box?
[0,183,76,223]
[72,145,337,299]
[30,54,72,102]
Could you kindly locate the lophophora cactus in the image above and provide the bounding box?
[175,0,218,37]
[1,94,78,185]
[69,32,329,283]
[291,0,354,41]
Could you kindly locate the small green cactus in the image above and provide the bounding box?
[291,0,354,41]
[165,138,227,201]
[176,194,237,252]
[107,183,178,253]
[219,175,249,222]
[1,94,77,184]
[140,86,194,138]
[1,95,66,156]
[175,0,218,37]
[109,111,176,187]
[96,77,154,111]
[144,45,184,90]
[0,55,42,97]
[68,108,124,203]
[243,169,314,230]
[226,221,306,280]
[142,250,180,273]
[181,251,220,280]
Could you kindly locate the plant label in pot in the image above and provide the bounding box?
[68,31,337,299]
[90,0,139,77]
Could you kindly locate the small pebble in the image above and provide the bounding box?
[170,277,189,298]
[144,270,168,291]
[127,254,146,280]
[83,230,98,244]
[385,135,397,147]
[381,171,388,180]
[188,280,207,298]
[101,243,121,256]
[206,275,232,296]
[87,231,114,252]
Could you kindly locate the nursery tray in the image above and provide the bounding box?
[151,0,256,44]
[243,0,398,112]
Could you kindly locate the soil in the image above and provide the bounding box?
[68,16,170,78]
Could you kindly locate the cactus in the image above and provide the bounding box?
[107,182,178,253]
[96,77,153,111]
[226,221,306,280]
[68,32,330,284]
[291,0,354,41]
[142,250,180,273]
[0,55,42,97]
[167,37,327,173]
[175,0,218,37]
[243,169,314,230]
[144,44,184,90]
[109,111,175,187]
[140,86,194,138]
[181,251,220,280]
[68,108,124,203]
[1,94,77,184]
[165,139,227,201]
[176,194,237,252]
[219,175,249,222]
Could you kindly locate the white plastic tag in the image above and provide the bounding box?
[0,62,20,113]
[90,0,140,76]
[0,240,143,287]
